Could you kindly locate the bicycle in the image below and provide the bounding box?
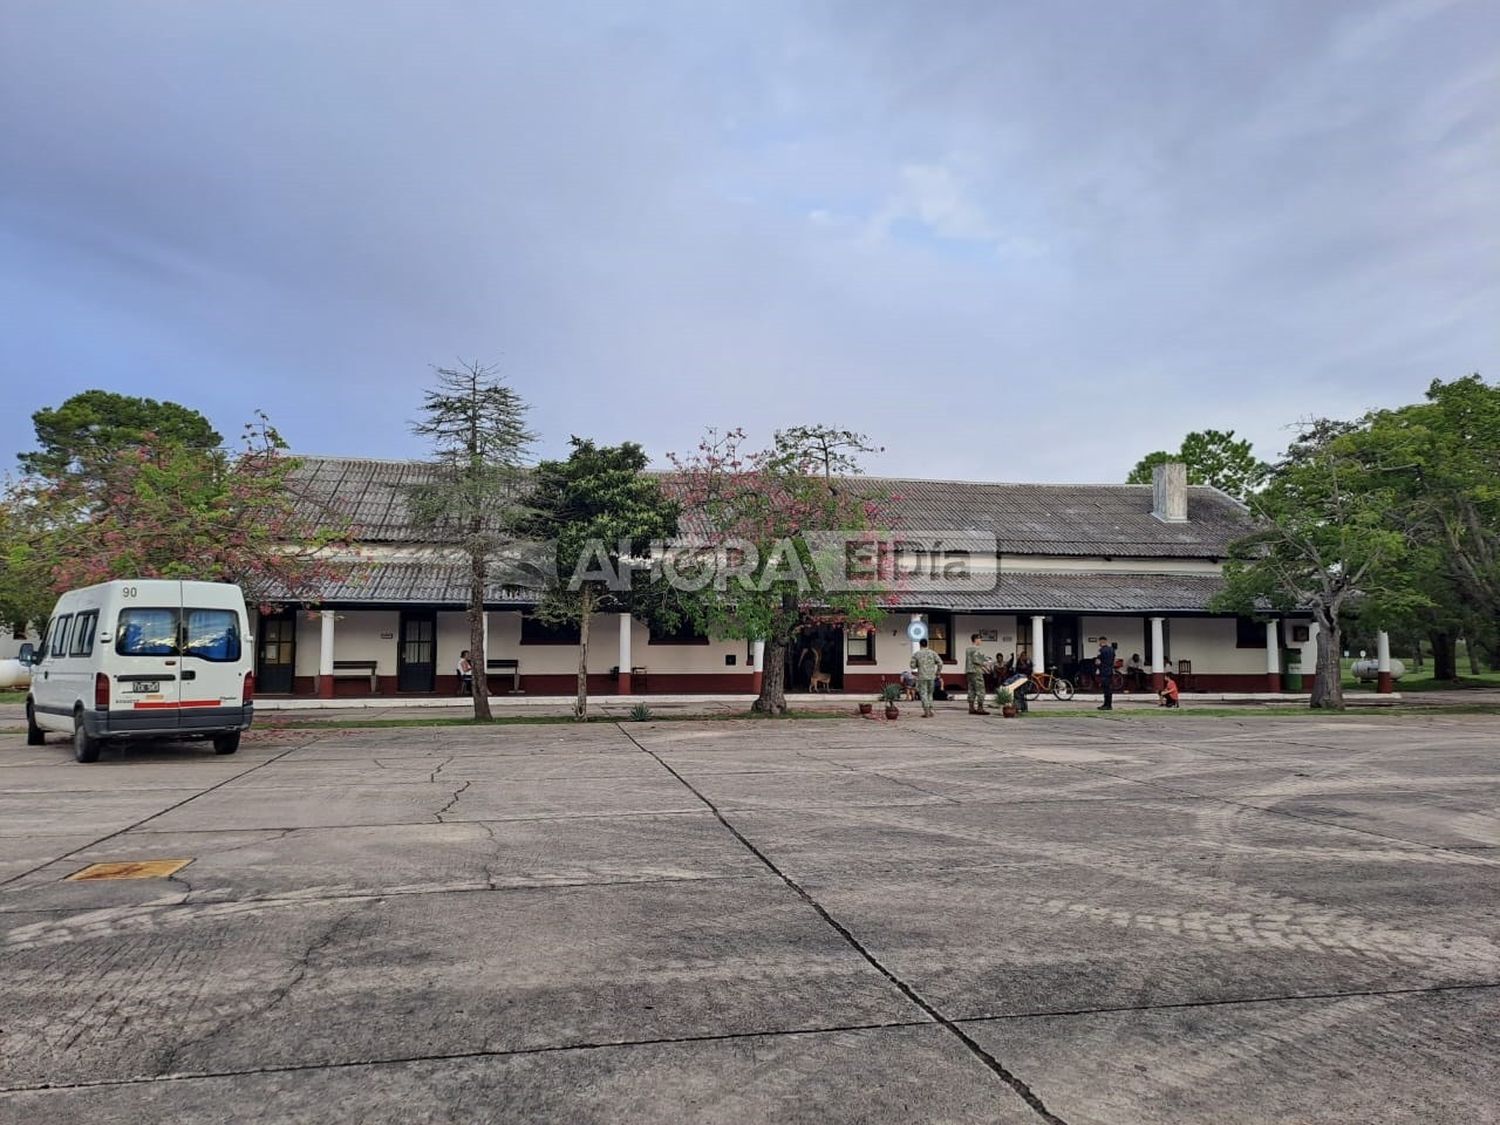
[1025,667,1076,701]
[1073,666,1124,694]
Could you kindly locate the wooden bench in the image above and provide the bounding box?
[331,660,379,692]
[486,658,522,694]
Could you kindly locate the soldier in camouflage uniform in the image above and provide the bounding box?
[964,634,993,715]
[909,638,945,717]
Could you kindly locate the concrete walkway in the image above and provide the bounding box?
[2,711,1496,1121]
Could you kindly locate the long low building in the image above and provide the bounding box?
[254,456,1322,698]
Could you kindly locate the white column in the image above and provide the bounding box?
[1377,630,1391,673]
[318,609,336,698]
[618,612,632,673]
[910,613,923,654]
[752,639,765,672]
[481,611,490,656]
[1266,620,1280,676]
[1150,617,1165,675]
[1031,615,1045,670]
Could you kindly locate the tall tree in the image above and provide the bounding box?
[20,390,221,478]
[1,414,351,628]
[407,361,535,721]
[1353,375,1500,676]
[666,426,893,715]
[522,439,680,720]
[1127,428,1269,502]
[1212,421,1423,709]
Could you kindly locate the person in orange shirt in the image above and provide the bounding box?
[1158,673,1180,708]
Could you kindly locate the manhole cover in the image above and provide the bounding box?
[66,859,194,881]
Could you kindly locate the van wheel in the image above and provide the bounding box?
[26,702,46,746]
[213,733,240,755]
[73,713,101,763]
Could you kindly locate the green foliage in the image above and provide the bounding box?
[21,390,221,478]
[879,682,902,703]
[407,361,536,721]
[521,437,680,720]
[407,362,536,550]
[0,414,351,629]
[665,426,894,715]
[994,685,1014,706]
[1126,429,1269,501]
[523,438,680,615]
[1212,418,1427,709]
[629,702,654,722]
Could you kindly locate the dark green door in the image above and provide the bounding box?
[397,612,436,693]
[256,609,297,694]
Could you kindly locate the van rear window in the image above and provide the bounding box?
[116,608,179,656]
[185,609,242,662]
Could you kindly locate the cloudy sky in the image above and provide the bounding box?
[2,0,1496,481]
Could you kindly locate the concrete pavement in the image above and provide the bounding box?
[1,711,1496,1122]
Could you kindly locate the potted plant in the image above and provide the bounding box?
[857,698,874,716]
[995,685,1017,718]
[880,683,901,719]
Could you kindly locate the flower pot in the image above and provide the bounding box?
[884,705,900,720]
[858,702,874,715]
[1002,705,1018,718]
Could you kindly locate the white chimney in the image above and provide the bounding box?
[1152,462,1188,523]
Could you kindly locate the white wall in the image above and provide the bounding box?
[1081,617,1146,663]
[1169,617,1264,674]
[294,610,401,676]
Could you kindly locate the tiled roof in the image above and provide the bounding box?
[286,456,528,542]
[892,573,1230,614]
[258,561,538,606]
[288,456,1256,558]
[863,477,1255,557]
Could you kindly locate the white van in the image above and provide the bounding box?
[26,580,255,763]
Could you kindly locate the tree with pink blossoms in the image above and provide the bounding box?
[664,425,897,715]
[1,409,353,630]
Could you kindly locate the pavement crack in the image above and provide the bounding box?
[434,781,473,822]
[151,899,374,1077]
[615,723,1069,1125]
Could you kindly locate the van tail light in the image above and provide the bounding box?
[95,673,110,709]
[242,671,255,704]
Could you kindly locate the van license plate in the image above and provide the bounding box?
[130,681,160,693]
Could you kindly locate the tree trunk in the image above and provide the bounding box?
[1466,638,1482,676]
[1411,640,1423,669]
[1310,613,1344,710]
[575,589,591,722]
[1430,631,1457,681]
[752,636,789,715]
[468,550,491,721]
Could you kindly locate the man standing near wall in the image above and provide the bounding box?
[964,633,992,715]
[1097,635,1116,711]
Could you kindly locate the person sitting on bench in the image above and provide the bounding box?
[1158,673,1180,708]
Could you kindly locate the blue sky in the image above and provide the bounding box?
[2,0,1496,480]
